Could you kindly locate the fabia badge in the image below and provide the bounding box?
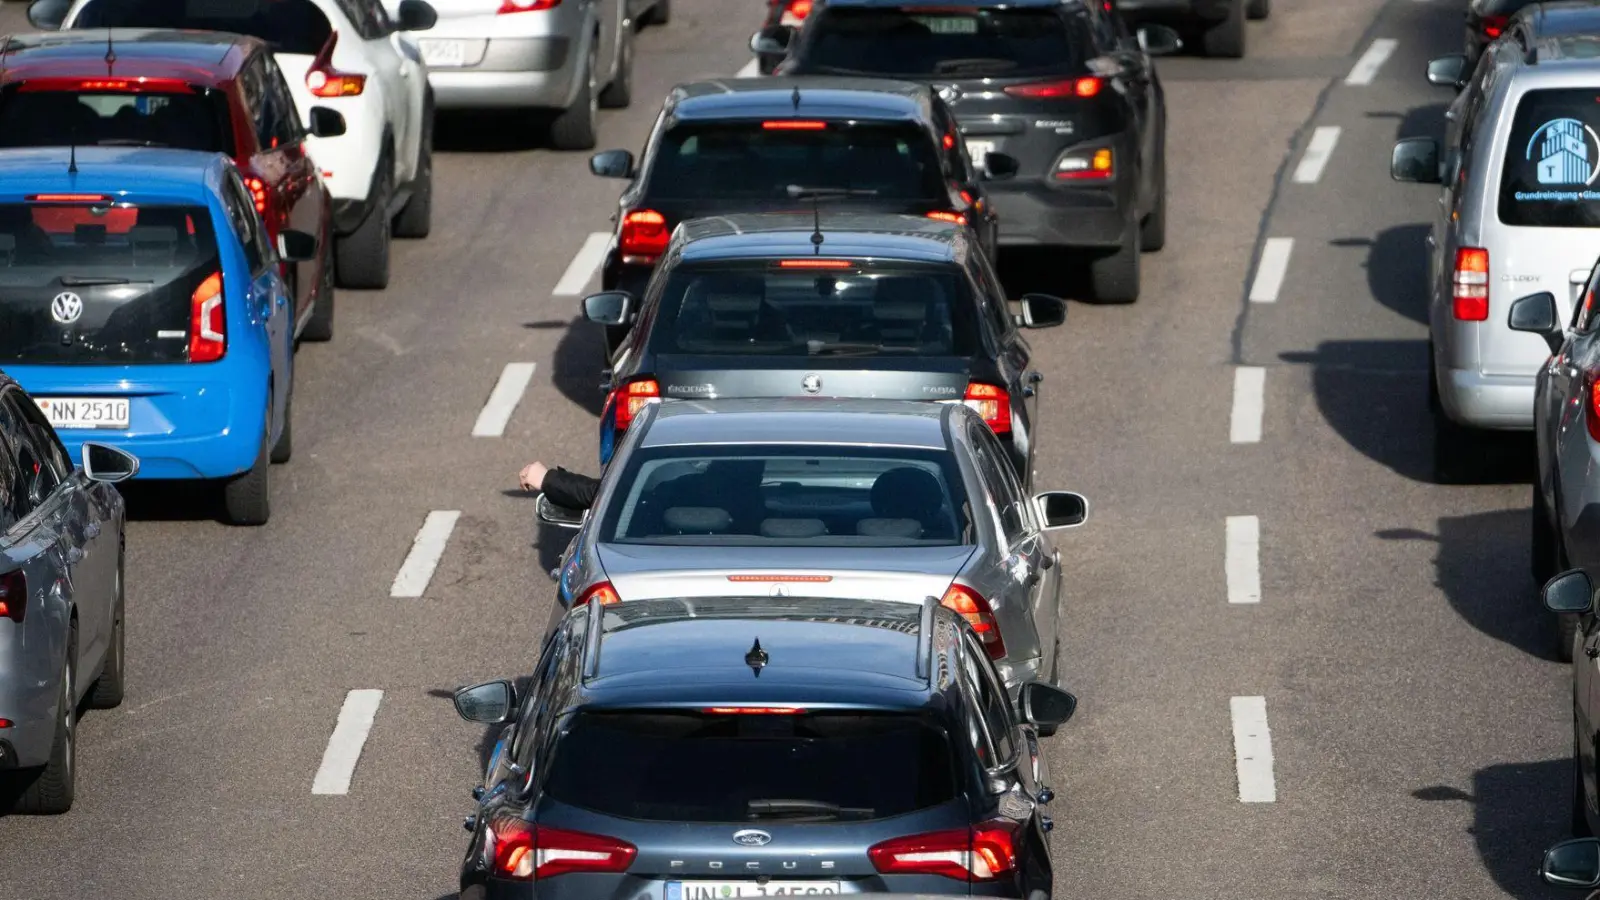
[732,829,772,847]
[51,291,83,325]
[801,373,822,394]
[1529,117,1600,186]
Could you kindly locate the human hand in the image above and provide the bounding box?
[518,461,549,492]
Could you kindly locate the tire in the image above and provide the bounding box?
[270,386,293,465]
[87,558,125,710]
[1140,154,1167,253]
[1247,0,1269,20]
[1201,0,1246,58]
[334,154,393,290]
[1535,480,1559,586]
[550,42,599,152]
[222,414,271,526]
[598,28,633,109]
[641,0,669,26]
[393,95,434,239]
[1578,726,1594,836]
[301,234,335,342]
[1087,227,1141,303]
[12,626,77,815]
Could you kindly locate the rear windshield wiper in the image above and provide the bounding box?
[746,798,874,821]
[808,341,920,356]
[933,57,1018,75]
[96,139,169,148]
[59,275,130,286]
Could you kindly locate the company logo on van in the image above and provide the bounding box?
[1529,117,1600,186]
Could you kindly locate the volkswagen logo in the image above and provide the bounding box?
[801,373,822,394]
[937,85,961,103]
[732,829,772,847]
[50,291,83,325]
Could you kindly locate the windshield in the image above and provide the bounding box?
[648,261,981,357]
[651,122,946,201]
[0,202,221,364]
[599,445,971,546]
[0,85,234,153]
[544,710,959,823]
[802,7,1087,78]
[1499,89,1600,228]
[74,0,332,55]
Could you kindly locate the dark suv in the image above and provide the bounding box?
[1112,0,1268,59]
[452,596,1078,900]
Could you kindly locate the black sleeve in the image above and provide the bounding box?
[541,467,601,511]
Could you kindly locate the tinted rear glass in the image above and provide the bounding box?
[0,203,220,364]
[1499,89,1600,227]
[652,122,946,201]
[803,7,1086,78]
[0,86,234,155]
[545,710,959,823]
[649,261,981,356]
[599,444,971,546]
[75,0,332,55]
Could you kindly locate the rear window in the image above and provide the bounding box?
[599,444,971,546]
[1499,89,1600,227]
[0,202,221,364]
[0,85,234,155]
[544,710,959,823]
[802,7,1087,78]
[75,0,332,55]
[651,122,946,201]
[649,261,982,357]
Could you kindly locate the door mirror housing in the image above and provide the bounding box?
[1426,54,1468,89]
[277,229,318,262]
[982,152,1020,180]
[1390,138,1441,184]
[396,0,439,31]
[1509,291,1565,354]
[1136,24,1183,56]
[1033,491,1089,530]
[81,442,139,483]
[1019,681,1078,729]
[1544,837,1600,888]
[537,493,587,530]
[26,0,69,30]
[1018,293,1067,329]
[1544,569,1596,615]
[583,290,635,326]
[750,26,791,56]
[589,149,635,179]
[308,107,347,138]
[454,680,516,725]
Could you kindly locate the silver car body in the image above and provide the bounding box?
[547,398,1087,693]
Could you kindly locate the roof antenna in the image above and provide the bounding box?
[809,195,823,255]
[791,85,801,111]
[745,637,768,677]
[104,28,117,73]
[67,130,78,176]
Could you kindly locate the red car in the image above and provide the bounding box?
[0,28,346,341]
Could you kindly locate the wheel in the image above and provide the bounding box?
[87,558,125,710]
[1036,640,1063,738]
[270,386,293,465]
[1087,227,1141,303]
[301,233,335,342]
[1201,0,1246,58]
[12,626,77,815]
[393,94,434,239]
[1535,480,1559,586]
[1577,726,1594,836]
[334,153,393,290]
[641,0,669,26]
[1247,0,1269,20]
[222,414,271,526]
[598,27,633,109]
[550,41,599,151]
[1140,152,1167,253]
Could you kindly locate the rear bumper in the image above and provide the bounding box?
[988,179,1130,249]
[427,38,580,109]
[1116,0,1234,22]
[1438,368,1536,430]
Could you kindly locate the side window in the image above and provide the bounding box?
[224,173,270,273]
[261,56,305,147]
[961,633,1016,765]
[0,400,27,529]
[366,0,397,36]
[237,58,268,152]
[968,419,1031,538]
[0,391,60,510]
[510,629,566,769]
[1579,263,1600,332]
[931,100,972,184]
[10,392,71,481]
[971,252,1015,339]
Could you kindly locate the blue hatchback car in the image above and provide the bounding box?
[0,147,314,525]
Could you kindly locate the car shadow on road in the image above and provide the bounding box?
[550,314,608,419]
[1414,757,1571,899]
[1367,102,1450,142]
[434,110,549,154]
[115,480,228,524]
[1330,223,1432,325]
[995,248,1087,302]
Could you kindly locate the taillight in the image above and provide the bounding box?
[927,210,968,225]
[189,272,226,363]
[1482,13,1508,38]
[786,0,813,19]
[619,209,670,264]
[306,34,365,98]
[940,583,1005,659]
[500,0,560,10]
[575,581,620,607]
[1453,247,1489,321]
[763,120,828,130]
[0,571,26,623]
[1054,147,1114,181]
[15,77,195,94]
[487,817,636,881]
[963,382,1011,435]
[1003,76,1101,99]
[607,378,659,433]
[868,821,1019,882]
[1585,374,1600,443]
[243,176,269,216]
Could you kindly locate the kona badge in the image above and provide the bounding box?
[732,829,772,847]
[51,291,83,325]
[802,373,822,394]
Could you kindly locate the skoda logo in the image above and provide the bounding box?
[50,291,83,325]
[732,829,772,847]
[937,85,961,103]
[802,373,822,394]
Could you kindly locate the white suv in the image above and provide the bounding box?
[36,0,438,289]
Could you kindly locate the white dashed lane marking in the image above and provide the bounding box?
[311,689,384,796]
[736,58,762,78]
[390,510,461,598]
[1249,238,1294,304]
[1230,696,1277,803]
[1292,126,1341,184]
[1230,367,1265,444]
[552,232,612,297]
[1225,515,1261,605]
[472,363,538,438]
[1345,39,1398,86]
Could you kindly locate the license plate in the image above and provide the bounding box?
[35,397,129,430]
[420,39,467,67]
[965,139,997,164]
[668,882,842,899]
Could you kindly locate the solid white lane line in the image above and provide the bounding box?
[1248,238,1294,304]
[1230,696,1276,803]
[552,232,611,297]
[1225,515,1261,605]
[1345,39,1398,86]
[391,511,461,598]
[736,58,762,78]
[1292,126,1341,184]
[312,689,384,795]
[1230,367,1265,444]
[472,363,538,438]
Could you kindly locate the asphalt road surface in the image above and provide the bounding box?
[0,1,1570,899]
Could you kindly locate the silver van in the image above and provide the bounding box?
[1392,7,1600,482]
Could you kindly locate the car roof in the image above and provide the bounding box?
[0,146,227,199]
[639,398,956,450]
[665,76,936,125]
[675,213,969,265]
[0,29,255,86]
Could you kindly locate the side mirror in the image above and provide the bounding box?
[1136,24,1183,56]
[1544,837,1600,889]
[1390,138,1441,184]
[1019,681,1078,729]
[1018,293,1067,329]
[277,229,318,262]
[81,442,139,483]
[589,149,635,179]
[982,152,1020,180]
[583,290,635,326]
[537,493,586,530]
[1509,291,1565,354]
[1033,490,1088,530]
[1544,569,1596,616]
[308,107,347,138]
[1426,54,1468,89]
[27,0,69,30]
[396,0,439,31]
[453,680,516,724]
[750,27,791,56]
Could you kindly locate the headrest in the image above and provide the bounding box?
[857,518,923,539]
[663,506,732,534]
[759,518,827,539]
[74,224,107,244]
[129,225,178,246]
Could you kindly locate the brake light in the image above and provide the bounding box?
[762,120,828,130]
[704,707,806,714]
[963,383,1011,435]
[940,583,1005,659]
[27,194,111,203]
[0,571,26,623]
[777,258,855,269]
[306,34,365,98]
[1483,13,1508,39]
[1585,374,1600,444]
[1054,147,1114,181]
[607,378,659,433]
[16,77,195,94]
[927,210,968,225]
[243,176,269,216]
[868,821,1019,881]
[500,0,560,11]
[487,817,636,881]
[189,272,226,362]
[575,581,620,607]
[943,132,955,149]
[619,209,670,264]
[1453,247,1489,321]
[1004,76,1101,99]
[786,0,813,18]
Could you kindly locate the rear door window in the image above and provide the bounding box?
[802,6,1089,78]
[0,84,234,154]
[1499,88,1600,227]
[75,0,334,55]
[0,391,61,508]
[7,391,73,482]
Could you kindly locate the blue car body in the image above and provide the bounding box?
[0,147,291,481]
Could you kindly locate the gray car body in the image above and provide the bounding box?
[547,398,1083,693]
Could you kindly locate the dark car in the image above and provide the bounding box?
[0,29,345,342]
[756,0,817,74]
[1111,0,1266,59]
[579,212,1066,481]
[588,77,1012,301]
[1465,0,1544,69]
[451,595,1078,900]
[764,0,1179,303]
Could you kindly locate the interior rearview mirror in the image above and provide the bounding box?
[1544,569,1596,616]
[1426,54,1468,89]
[1509,291,1565,353]
[1136,25,1183,56]
[589,148,635,179]
[454,680,516,725]
[308,107,347,138]
[537,493,586,530]
[983,152,1020,180]
[750,27,791,56]
[583,290,635,326]
[81,442,139,484]
[397,0,439,31]
[1544,837,1600,888]
[1390,138,1441,184]
[1033,491,1089,530]
[26,0,69,30]
[1020,682,1078,729]
[1018,293,1067,329]
[277,229,318,263]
